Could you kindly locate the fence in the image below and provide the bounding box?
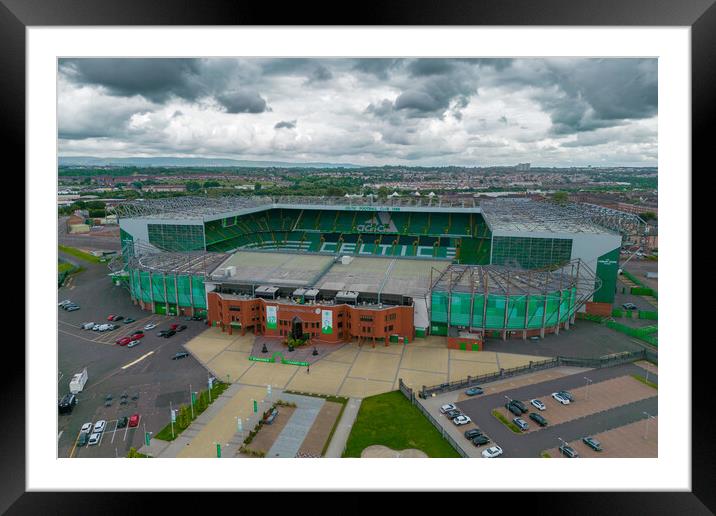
[417,349,656,398]
[397,379,469,458]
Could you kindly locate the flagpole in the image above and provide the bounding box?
[190,384,194,419]
[170,400,175,439]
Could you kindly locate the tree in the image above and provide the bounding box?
[552,191,569,204]
[254,182,262,191]
[377,186,389,200]
[641,211,657,221]
[186,181,201,192]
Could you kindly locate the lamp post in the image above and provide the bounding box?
[584,377,593,401]
[643,411,656,439]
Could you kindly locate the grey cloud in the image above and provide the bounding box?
[352,59,402,80]
[216,91,269,114]
[307,65,333,84]
[274,120,297,130]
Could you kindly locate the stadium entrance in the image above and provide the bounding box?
[291,316,304,340]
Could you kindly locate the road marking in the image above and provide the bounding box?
[124,424,129,441]
[121,351,154,370]
[58,430,63,442]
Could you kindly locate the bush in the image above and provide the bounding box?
[492,409,522,434]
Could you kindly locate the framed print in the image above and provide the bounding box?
[4,0,711,512]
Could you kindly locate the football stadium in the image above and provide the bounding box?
[113,196,645,348]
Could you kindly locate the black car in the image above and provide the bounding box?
[77,432,89,447]
[113,315,124,321]
[471,435,491,447]
[529,412,548,427]
[176,325,188,332]
[582,436,602,451]
[558,390,575,402]
[172,352,189,360]
[117,416,129,429]
[132,330,144,336]
[163,330,176,338]
[445,409,462,420]
[510,400,529,414]
[559,444,579,458]
[464,428,483,440]
[505,402,523,417]
[58,393,78,414]
[191,315,204,321]
[157,330,168,337]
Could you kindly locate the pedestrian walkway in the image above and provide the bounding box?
[267,393,325,458]
[324,397,362,458]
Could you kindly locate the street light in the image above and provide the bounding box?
[584,377,593,400]
[643,411,656,439]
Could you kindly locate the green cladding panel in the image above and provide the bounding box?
[593,248,620,304]
[148,223,205,252]
[449,293,472,326]
[431,292,448,323]
[491,237,572,270]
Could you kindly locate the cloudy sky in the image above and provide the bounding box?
[58,58,657,167]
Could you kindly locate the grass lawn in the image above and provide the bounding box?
[342,390,460,458]
[58,262,75,273]
[59,245,103,263]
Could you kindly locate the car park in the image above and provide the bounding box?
[529,413,548,427]
[530,399,546,411]
[464,428,483,440]
[557,391,574,401]
[80,422,93,434]
[453,415,471,426]
[144,323,157,330]
[559,444,579,458]
[88,433,101,446]
[505,402,523,416]
[116,337,131,346]
[465,387,484,396]
[93,420,106,433]
[482,446,503,458]
[582,436,602,451]
[471,435,491,447]
[117,416,129,429]
[172,352,190,360]
[129,414,140,427]
[77,432,89,447]
[551,392,570,405]
[440,403,457,414]
[513,417,529,431]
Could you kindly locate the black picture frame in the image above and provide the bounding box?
[4,0,709,512]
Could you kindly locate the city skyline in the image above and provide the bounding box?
[58,58,658,168]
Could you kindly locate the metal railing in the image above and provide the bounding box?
[417,349,656,398]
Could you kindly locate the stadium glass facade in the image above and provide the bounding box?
[147,223,205,252]
[491,236,573,270]
[127,268,208,316]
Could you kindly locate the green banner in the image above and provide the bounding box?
[593,248,620,303]
[321,309,333,334]
[266,305,277,330]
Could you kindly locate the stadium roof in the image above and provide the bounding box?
[480,198,646,236]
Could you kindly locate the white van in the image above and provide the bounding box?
[82,322,95,330]
[98,324,111,332]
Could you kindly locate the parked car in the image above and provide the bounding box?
[163,330,176,338]
[465,387,484,396]
[551,392,571,405]
[58,299,72,307]
[513,417,529,431]
[482,446,503,458]
[88,433,101,446]
[124,318,136,323]
[169,323,179,330]
[559,444,579,458]
[107,314,116,321]
[464,428,483,440]
[58,393,77,414]
[66,305,80,312]
[529,413,549,427]
[128,414,140,427]
[176,325,188,332]
[113,315,124,321]
[117,416,129,429]
[558,390,575,402]
[80,422,93,434]
[453,415,471,426]
[505,402,523,416]
[172,352,190,360]
[445,409,462,420]
[127,340,141,348]
[130,332,145,339]
[191,315,204,321]
[264,408,279,425]
[144,323,157,331]
[471,435,491,447]
[622,302,638,310]
[530,336,540,341]
[81,322,95,330]
[116,337,131,346]
[510,399,529,413]
[582,436,602,451]
[92,324,102,331]
[440,403,457,414]
[157,330,168,337]
[77,432,89,447]
[530,399,546,411]
[93,420,106,433]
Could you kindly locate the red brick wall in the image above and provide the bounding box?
[585,302,612,317]
[447,335,483,351]
[207,292,414,342]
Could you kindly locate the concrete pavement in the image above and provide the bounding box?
[324,398,362,458]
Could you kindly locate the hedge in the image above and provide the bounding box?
[638,311,658,321]
[631,287,657,297]
[622,270,646,288]
[611,308,623,318]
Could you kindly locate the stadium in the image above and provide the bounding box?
[113,195,645,348]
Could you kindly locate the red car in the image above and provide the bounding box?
[128,414,140,428]
[130,333,145,341]
[169,323,179,330]
[107,314,116,321]
[116,337,131,346]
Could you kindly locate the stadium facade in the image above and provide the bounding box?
[114,196,644,346]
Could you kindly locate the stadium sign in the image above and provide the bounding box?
[321,310,333,334]
[356,223,391,233]
[266,305,277,330]
[597,258,618,266]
